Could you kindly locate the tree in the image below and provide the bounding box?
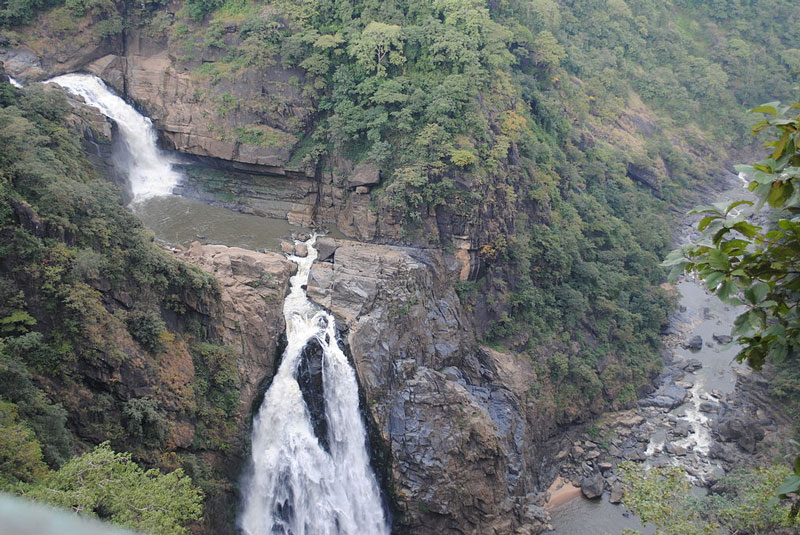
[621,462,800,534]
[349,21,406,76]
[21,443,203,535]
[620,463,716,535]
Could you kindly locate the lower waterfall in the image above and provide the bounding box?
[45,73,181,201]
[239,236,389,535]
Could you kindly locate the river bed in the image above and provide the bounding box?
[549,178,750,533]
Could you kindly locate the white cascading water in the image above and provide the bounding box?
[240,235,388,535]
[45,73,180,201]
[8,77,23,88]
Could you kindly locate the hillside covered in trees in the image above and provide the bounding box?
[0,0,799,533]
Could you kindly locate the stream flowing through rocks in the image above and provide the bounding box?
[548,175,782,534]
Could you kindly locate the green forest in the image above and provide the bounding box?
[1,0,800,532]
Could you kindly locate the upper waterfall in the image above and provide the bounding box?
[239,235,389,535]
[8,77,23,88]
[45,73,181,202]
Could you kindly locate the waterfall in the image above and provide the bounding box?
[45,73,180,202]
[8,77,23,88]
[240,236,389,535]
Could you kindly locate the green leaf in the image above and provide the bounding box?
[724,199,753,214]
[731,221,759,238]
[704,271,725,290]
[708,249,730,271]
[777,474,800,496]
[750,102,780,115]
[661,248,688,267]
[751,282,770,304]
[717,280,737,302]
[697,215,719,231]
[689,204,721,215]
[767,181,793,207]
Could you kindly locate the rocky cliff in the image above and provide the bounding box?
[307,239,552,534]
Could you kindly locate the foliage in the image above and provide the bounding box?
[126,308,168,354]
[190,342,239,449]
[620,462,715,535]
[21,442,203,535]
[707,465,800,533]
[621,462,800,535]
[122,397,167,448]
[0,400,48,488]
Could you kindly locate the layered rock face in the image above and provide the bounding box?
[1,17,484,273]
[308,240,550,534]
[172,243,296,420]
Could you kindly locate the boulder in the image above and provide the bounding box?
[699,402,719,414]
[683,336,703,350]
[717,415,765,453]
[609,481,623,504]
[712,333,733,345]
[315,236,338,262]
[683,359,703,372]
[665,442,688,456]
[294,242,308,257]
[640,382,688,409]
[580,472,605,499]
[347,163,381,187]
[597,462,614,473]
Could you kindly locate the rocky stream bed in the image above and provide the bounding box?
[547,178,792,533]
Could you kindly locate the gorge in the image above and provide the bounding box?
[1,0,799,534]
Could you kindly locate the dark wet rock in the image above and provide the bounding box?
[622,447,646,462]
[640,382,688,409]
[709,442,738,463]
[315,236,337,262]
[661,325,680,336]
[712,333,733,345]
[672,425,691,438]
[294,242,308,257]
[581,472,605,499]
[297,339,328,452]
[699,402,719,414]
[716,414,765,453]
[665,442,688,456]
[683,336,703,350]
[683,359,703,372]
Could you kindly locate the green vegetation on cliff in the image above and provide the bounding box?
[0,79,241,531]
[148,0,799,418]
[3,0,798,428]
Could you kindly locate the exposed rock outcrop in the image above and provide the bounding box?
[307,240,550,535]
[174,243,295,418]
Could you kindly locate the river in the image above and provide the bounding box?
[550,178,750,534]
